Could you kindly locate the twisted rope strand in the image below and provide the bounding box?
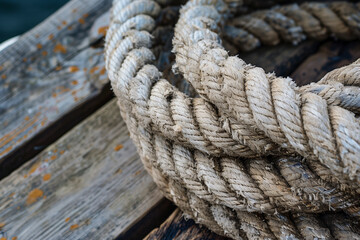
[106,0,360,239]
[173,0,360,186]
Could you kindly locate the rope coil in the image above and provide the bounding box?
[105,0,360,239]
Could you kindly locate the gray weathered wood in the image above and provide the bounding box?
[0,99,164,240]
[0,0,113,177]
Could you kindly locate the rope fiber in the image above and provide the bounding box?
[105,0,360,239]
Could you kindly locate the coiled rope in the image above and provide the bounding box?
[105,0,360,239]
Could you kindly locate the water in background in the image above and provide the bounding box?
[0,0,69,42]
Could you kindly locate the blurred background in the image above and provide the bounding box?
[0,0,69,42]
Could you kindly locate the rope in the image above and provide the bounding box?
[173,0,360,186]
[105,0,360,239]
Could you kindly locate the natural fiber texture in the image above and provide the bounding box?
[224,2,360,51]
[173,0,360,186]
[105,0,360,239]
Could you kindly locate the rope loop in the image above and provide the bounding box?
[105,0,360,239]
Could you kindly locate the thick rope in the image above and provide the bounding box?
[173,0,360,187]
[224,2,360,51]
[105,0,360,239]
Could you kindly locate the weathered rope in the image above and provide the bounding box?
[173,0,360,186]
[105,0,360,239]
[224,2,360,51]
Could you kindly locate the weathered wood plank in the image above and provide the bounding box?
[0,0,113,178]
[239,40,320,76]
[145,209,229,240]
[291,40,360,86]
[0,99,169,240]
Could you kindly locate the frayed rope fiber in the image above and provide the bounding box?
[105,0,360,239]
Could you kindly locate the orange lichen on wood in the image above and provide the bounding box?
[70,224,79,230]
[0,237,6,240]
[0,65,3,70]
[100,67,106,75]
[52,92,57,98]
[24,116,30,121]
[41,120,47,126]
[55,66,62,71]
[134,170,142,176]
[26,188,44,205]
[48,34,54,40]
[83,13,89,18]
[114,144,123,151]
[29,162,40,175]
[1,74,6,79]
[78,18,85,24]
[90,66,99,74]
[0,146,13,157]
[42,51,48,56]
[62,21,67,25]
[51,155,57,161]
[69,66,79,73]
[60,150,65,155]
[71,80,78,85]
[57,26,62,30]
[98,26,108,36]
[36,43,42,49]
[65,217,71,222]
[12,237,17,240]
[43,173,51,181]
[54,43,67,54]
[0,112,40,151]
[0,222,5,228]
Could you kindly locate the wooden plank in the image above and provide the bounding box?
[0,99,169,240]
[145,209,229,240]
[291,40,360,86]
[239,40,320,76]
[0,0,113,178]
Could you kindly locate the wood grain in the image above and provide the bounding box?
[0,99,167,240]
[291,40,360,86]
[0,0,113,178]
[239,40,320,76]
